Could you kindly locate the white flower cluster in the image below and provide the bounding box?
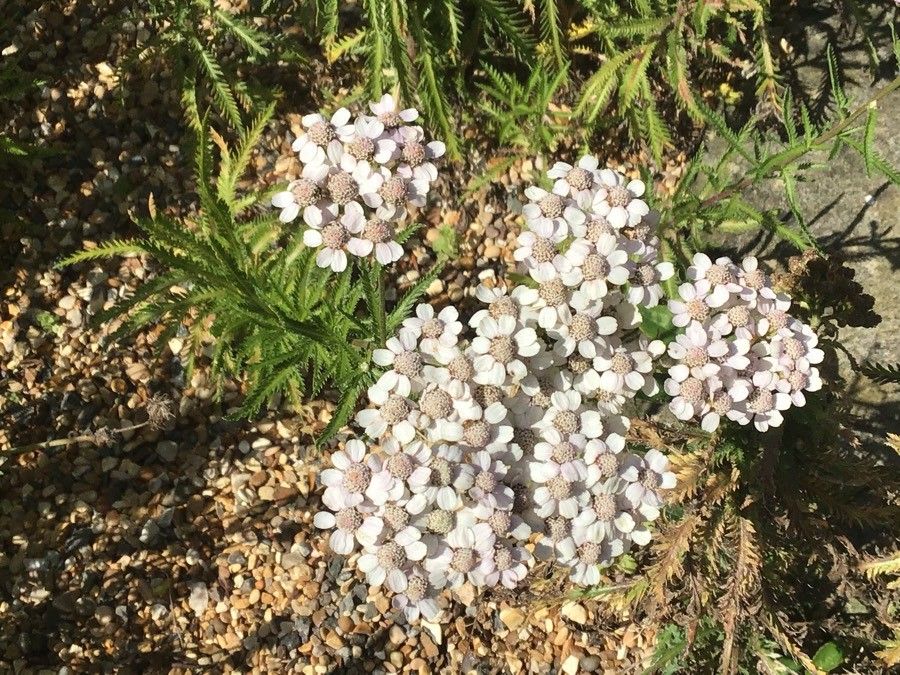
[271,95,445,271]
[316,156,680,622]
[665,253,823,432]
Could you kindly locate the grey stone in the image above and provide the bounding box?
[155,440,178,462]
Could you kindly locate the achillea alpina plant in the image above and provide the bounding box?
[62,79,900,668]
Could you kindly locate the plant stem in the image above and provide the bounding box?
[2,421,151,458]
[700,74,900,209]
[371,260,387,347]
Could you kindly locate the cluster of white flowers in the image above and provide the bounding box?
[316,156,681,621]
[271,95,445,271]
[665,253,823,432]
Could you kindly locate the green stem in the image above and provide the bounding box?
[374,262,387,346]
[700,74,900,209]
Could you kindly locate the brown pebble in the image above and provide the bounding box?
[324,631,344,650]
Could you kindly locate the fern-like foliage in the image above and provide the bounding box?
[565,0,784,162]
[860,361,900,385]
[857,552,900,579]
[311,0,898,163]
[658,71,900,261]
[59,106,377,439]
[309,0,544,157]
[476,63,570,153]
[116,0,301,130]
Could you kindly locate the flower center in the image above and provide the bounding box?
[531,238,557,263]
[711,391,733,414]
[406,576,428,602]
[393,350,423,378]
[307,121,335,145]
[679,377,705,405]
[420,388,454,419]
[547,475,572,500]
[706,264,734,286]
[474,384,504,407]
[381,395,410,424]
[593,493,617,521]
[474,470,497,493]
[532,391,551,408]
[684,347,709,369]
[727,305,750,327]
[342,463,371,493]
[552,442,578,463]
[364,218,393,244]
[488,510,511,536]
[688,298,710,322]
[547,515,570,542]
[593,388,617,403]
[596,453,618,478]
[382,503,409,530]
[767,310,788,331]
[448,355,473,381]
[640,470,661,490]
[636,263,657,286]
[379,111,403,128]
[291,179,320,207]
[327,171,358,205]
[489,296,516,318]
[348,136,375,161]
[335,507,363,531]
[553,410,579,434]
[377,541,407,570]
[788,370,809,391]
[421,317,444,339]
[538,278,566,306]
[402,142,426,166]
[379,176,409,205]
[386,453,413,480]
[321,223,349,249]
[582,254,611,281]
[743,269,765,290]
[567,167,593,191]
[782,337,805,359]
[463,420,491,448]
[610,353,634,375]
[568,355,591,375]
[606,185,631,208]
[451,547,477,573]
[514,428,535,454]
[747,388,774,413]
[586,217,614,240]
[426,509,454,534]
[429,457,452,487]
[539,193,565,218]
[569,314,596,341]
[494,546,513,571]
[578,541,600,565]
[489,336,516,364]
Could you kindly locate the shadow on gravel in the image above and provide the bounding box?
[0,368,232,669]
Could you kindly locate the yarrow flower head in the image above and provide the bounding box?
[665,255,823,432]
[271,95,444,270]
